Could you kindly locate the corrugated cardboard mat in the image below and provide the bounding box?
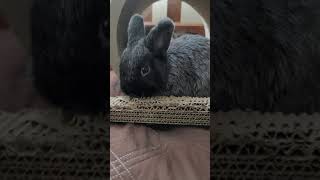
[110,96,210,126]
[212,110,320,179]
[0,109,108,179]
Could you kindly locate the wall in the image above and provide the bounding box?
[151,0,210,38]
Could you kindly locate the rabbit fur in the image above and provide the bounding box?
[213,0,320,114]
[120,14,210,97]
[31,0,108,114]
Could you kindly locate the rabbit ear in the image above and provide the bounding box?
[127,14,145,47]
[145,17,174,56]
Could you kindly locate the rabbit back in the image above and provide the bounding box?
[159,34,210,97]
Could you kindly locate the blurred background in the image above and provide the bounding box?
[141,0,209,38]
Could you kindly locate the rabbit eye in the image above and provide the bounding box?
[141,65,150,77]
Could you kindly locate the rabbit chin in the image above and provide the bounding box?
[121,84,159,97]
[124,90,157,97]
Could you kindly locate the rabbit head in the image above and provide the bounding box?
[31,0,109,114]
[120,14,175,97]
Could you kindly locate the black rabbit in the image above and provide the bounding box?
[120,14,210,97]
[31,0,108,114]
[213,0,320,114]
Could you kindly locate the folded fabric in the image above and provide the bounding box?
[110,123,210,180]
